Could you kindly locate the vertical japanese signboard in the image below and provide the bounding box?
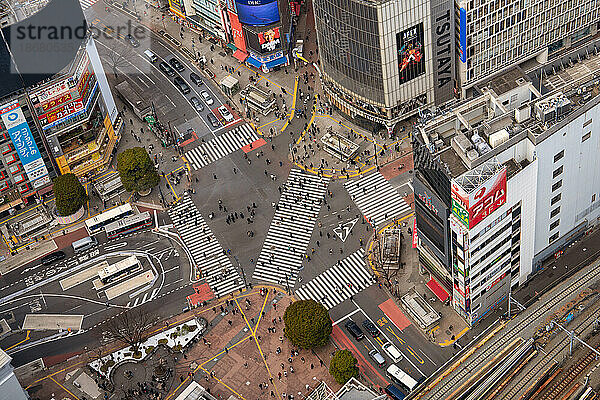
[0,102,49,189]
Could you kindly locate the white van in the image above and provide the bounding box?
[72,236,98,253]
[386,364,418,392]
[144,49,158,63]
[382,342,403,363]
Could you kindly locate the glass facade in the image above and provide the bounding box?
[314,0,384,104]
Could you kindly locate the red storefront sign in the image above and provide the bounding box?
[228,11,246,52]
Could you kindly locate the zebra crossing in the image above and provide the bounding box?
[344,171,411,227]
[295,249,372,309]
[168,196,244,297]
[79,0,98,10]
[126,288,160,308]
[252,169,330,286]
[185,124,260,170]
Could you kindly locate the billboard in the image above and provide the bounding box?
[430,0,456,105]
[0,102,49,187]
[29,77,76,105]
[229,11,247,52]
[459,8,467,63]
[235,0,279,26]
[451,167,507,229]
[245,27,282,53]
[396,23,425,84]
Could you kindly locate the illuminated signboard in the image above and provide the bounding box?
[417,190,439,216]
[228,11,246,52]
[451,167,507,229]
[40,82,98,129]
[235,0,279,26]
[29,78,76,105]
[0,102,49,187]
[396,23,426,84]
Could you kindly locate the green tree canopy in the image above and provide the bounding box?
[53,173,87,216]
[117,147,160,193]
[283,299,332,349]
[329,349,359,384]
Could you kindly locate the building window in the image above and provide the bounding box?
[552,180,563,192]
[552,165,563,178]
[582,132,591,142]
[583,118,592,128]
[550,219,560,231]
[551,206,561,218]
[551,193,561,205]
[554,150,564,163]
[593,194,596,203]
[549,232,560,243]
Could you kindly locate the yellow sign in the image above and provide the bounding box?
[55,155,70,174]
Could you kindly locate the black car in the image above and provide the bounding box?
[125,34,139,47]
[41,251,66,266]
[344,320,364,341]
[174,76,191,94]
[362,320,380,337]
[189,96,204,112]
[206,113,220,128]
[190,72,203,86]
[159,62,175,77]
[169,57,185,72]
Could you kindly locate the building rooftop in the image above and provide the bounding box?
[0,348,11,368]
[416,45,600,182]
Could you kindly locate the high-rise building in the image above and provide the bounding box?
[0,348,28,400]
[414,46,600,325]
[0,0,119,218]
[456,0,600,95]
[313,0,457,131]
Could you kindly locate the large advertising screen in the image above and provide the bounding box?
[0,102,49,188]
[235,0,279,26]
[245,27,282,53]
[451,167,507,229]
[396,23,426,84]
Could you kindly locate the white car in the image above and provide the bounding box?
[219,105,234,122]
[200,91,214,105]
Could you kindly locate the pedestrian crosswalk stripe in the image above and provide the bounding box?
[252,169,330,287]
[126,288,159,308]
[168,196,244,297]
[344,171,411,228]
[79,0,98,10]
[295,249,372,309]
[185,124,259,170]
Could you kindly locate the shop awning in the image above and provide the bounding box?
[246,56,262,68]
[233,49,248,62]
[226,43,236,51]
[265,56,287,69]
[427,277,449,302]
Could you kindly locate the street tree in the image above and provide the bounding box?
[283,299,332,349]
[104,306,156,354]
[53,173,87,216]
[117,147,160,193]
[329,349,359,384]
[100,34,135,78]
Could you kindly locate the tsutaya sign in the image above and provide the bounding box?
[451,167,507,229]
[430,0,456,105]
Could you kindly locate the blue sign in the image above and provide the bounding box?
[459,8,467,63]
[235,0,279,26]
[0,102,49,184]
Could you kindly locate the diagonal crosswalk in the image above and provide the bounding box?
[185,124,260,170]
[79,0,98,10]
[295,249,372,309]
[252,169,330,287]
[344,171,411,227]
[168,196,244,297]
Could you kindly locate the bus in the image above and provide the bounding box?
[386,365,418,393]
[72,236,98,253]
[98,255,140,284]
[104,212,153,239]
[85,204,134,234]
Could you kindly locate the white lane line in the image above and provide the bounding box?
[138,76,149,88]
[164,278,184,288]
[165,95,176,107]
[163,266,180,274]
[419,349,437,365]
[332,308,362,326]
[84,308,107,319]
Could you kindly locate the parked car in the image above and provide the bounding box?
[200,90,214,105]
[344,320,364,341]
[362,320,380,337]
[206,113,220,128]
[218,105,234,122]
[125,34,139,47]
[368,349,386,368]
[190,72,204,86]
[169,57,185,72]
[189,96,204,112]
[41,251,66,266]
[382,342,403,363]
[159,61,175,77]
[174,76,190,94]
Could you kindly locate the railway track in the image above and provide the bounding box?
[416,257,600,400]
[502,302,600,400]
